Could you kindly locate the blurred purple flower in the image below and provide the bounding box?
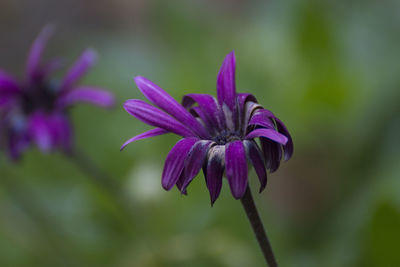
[122,51,293,204]
[0,26,115,160]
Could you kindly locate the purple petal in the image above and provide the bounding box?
[248,113,275,129]
[41,57,64,78]
[27,112,54,153]
[182,93,225,130]
[57,87,115,109]
[49,113,72,151]
[260,137,282,173]
[225,140,248,199]
[162,138,198,190]
[189,107,215,135]
[0,71,21,106]
[8,132,29,161]
[222,103,235,131]
[134,76,209,139]
[254,109,275,118]
[123,99,194,137]
[175,172,188,195]
[250,109,274,120]
[60,49,97,92]
[120,128,168,151]
[237,93,258,109]
[243,140,267,193]
[205,145,225,205]
[253,109,293,160]
[26,25,54,82]
[246,128,288,145]
[237,93,258,127]
[242,101,263,132]
[0,71,20,92]
[181,140,214,191]
[274,117,294,161]
[217,51,237,111]
[182,93,215,109]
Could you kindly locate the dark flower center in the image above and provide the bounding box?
[21,82,58,114]
[213,130,241,145]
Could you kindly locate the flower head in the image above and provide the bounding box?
[122,51,293,204]
[0,26,115,160]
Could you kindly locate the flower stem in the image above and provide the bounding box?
[240,186,278,267]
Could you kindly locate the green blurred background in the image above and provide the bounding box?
[1,0,400,266]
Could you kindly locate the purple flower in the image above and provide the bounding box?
[122,51,293,204]
[0,26,115,160]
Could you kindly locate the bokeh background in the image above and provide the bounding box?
[1,0,400,266]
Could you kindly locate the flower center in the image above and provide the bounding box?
[21,82,58,114]
[213,130,241,145]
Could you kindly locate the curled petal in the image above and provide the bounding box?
[205,145,225,205]
[26,25,54,82]
[189,107,215,134]
[123,99,194,137]
[182,93,225,130]
[253,109,293,160]
[57,87,115,109]
[134,76,209,139]
[260,137,282,173]
[175,172,188,195]
[217,51,237,111]
[254,108,274,118]
[225,140,248,199]
[162,138,198,190]
[181,140,214,192]
[274,117,294,161]
[237,93,258,129]
[182,93,215,109]
[60,49,97,92]
[237,93,257,110]
[248,113,275,129]
[244,101,262,125]
[246,128,288,145]
[120,128,168,151]
[243,140,267,192]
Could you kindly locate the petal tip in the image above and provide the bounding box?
[40,24,56,38]
[259,185,266,193]
[161,182,173,191]
[217,50,237,109]
[84,48,98,59]
[134,76,148,86]
[123,99,135,110]
[82,48,98,67]
[120,144,127,152]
